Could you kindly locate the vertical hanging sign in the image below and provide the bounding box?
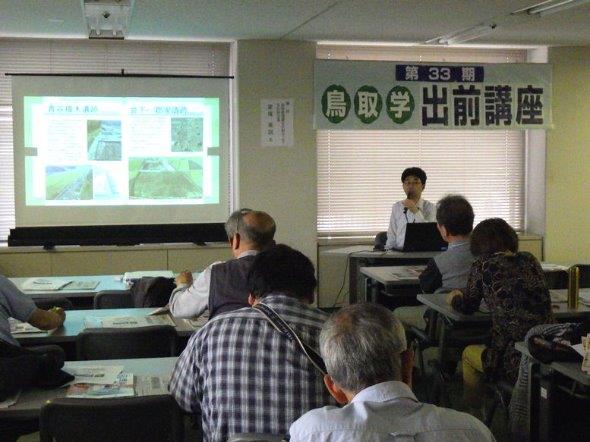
[261,99,294,146]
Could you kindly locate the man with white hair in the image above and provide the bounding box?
[289,303,495,441]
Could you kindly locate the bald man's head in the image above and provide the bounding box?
[225,209,276,250]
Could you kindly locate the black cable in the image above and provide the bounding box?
[330,249,388,308]
[331,251,352,308]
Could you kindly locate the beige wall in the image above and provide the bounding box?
[236,40,317,263]
[0,244,231,277]
[546,47,590,262]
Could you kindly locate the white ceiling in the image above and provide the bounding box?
[1,0,590,46]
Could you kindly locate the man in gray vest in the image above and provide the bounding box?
[169,208,276,319]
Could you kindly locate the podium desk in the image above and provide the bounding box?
[15,308,204,346]
[0,357,177,420]
[324,246,439,304]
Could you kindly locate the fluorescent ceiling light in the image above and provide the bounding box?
[426,23,497,45]
[514,0,590,16]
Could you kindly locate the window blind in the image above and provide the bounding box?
[316,44,527,236]
[0,39,230,241]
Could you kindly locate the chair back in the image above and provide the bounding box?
[130,277,175,308]
[40,396,184,442]
[76,325,177,360]
[93,290,134,309]
[374,231,388,251]
[34,298,74,311]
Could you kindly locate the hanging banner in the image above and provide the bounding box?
[314,60,552,130]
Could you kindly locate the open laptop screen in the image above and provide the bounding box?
[402,222,448,252]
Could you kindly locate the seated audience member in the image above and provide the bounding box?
[385,167,436,250]
[446,218,553,410]
[289,303,494,441]
[169,244,334,441]
[169,208,276,318]
[0,276,65,346]
[396,195,475,330]
[0,276,67,442]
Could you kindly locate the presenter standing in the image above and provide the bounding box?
[385,167,436,250]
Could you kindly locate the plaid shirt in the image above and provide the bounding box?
[169,293,335,441]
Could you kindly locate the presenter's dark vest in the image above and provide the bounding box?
[208,254,257,318]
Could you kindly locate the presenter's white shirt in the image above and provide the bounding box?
[385,198,436,250]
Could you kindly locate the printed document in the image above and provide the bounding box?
[65,365,124,385]
[21,278,72,291]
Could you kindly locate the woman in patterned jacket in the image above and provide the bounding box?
[446,217,553,410]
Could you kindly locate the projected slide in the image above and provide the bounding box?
[23,96,220,207]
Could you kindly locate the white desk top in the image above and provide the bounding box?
[0,357,178,419]
[15,308,204,345]
[360,262,568,287]
[515,342,590,386]
[417,291,590,323]
[10,275,127,300]
[324,245,440,259]
[360,265,425,286]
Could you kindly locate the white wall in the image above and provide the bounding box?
[236,40,317,263]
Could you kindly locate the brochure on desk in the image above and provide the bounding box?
[84,315,175,329]
[20,278,72,291]
[8,318,52,335]
[65,366,171,399]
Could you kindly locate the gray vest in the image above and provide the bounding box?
[208,254,257,318]
[433,241,474,292]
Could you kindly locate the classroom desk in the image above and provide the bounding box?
[0,357,178,419]
[417,290,590,323]
[361,262,569,303]
[360,265,426,303]
[324,245,439,304]
[415,290,590,406]
[15,308,203,346]
[10,275,127,301]
[515,342,590,442]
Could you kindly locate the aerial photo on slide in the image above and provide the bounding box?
[171,117,203,152]
[45,165,93,200]
[87,120,122,160]
[128,157,202,199]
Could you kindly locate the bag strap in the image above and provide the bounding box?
[253,302,327,376]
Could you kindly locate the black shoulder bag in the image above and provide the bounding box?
[253,303,326,376]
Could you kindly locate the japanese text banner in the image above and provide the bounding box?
[314,60,552,130]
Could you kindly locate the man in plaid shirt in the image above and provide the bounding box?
[169,244,335,441]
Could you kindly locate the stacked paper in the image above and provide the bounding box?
[9,318,46,335]
[64,365,170,398]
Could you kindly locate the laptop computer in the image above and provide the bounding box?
[402,222,448,252]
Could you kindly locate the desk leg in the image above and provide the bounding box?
[364,277,371,303]
[432,316,451,407]
[349,256,359,304]
[527,360,540,442]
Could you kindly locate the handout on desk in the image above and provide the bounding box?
[20,278,72,291]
